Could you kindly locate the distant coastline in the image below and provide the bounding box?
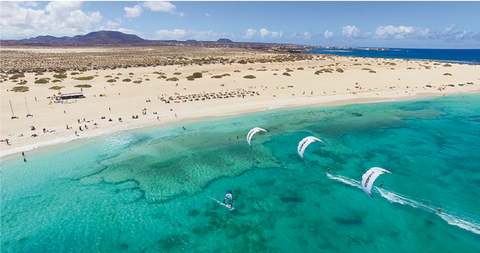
[307,48,480,65]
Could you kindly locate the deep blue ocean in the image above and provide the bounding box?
[2,94,480,252]
[308,48,480,65]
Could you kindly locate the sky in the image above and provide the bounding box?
[1,1,479,49]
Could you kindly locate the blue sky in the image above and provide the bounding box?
[1,1,479,49]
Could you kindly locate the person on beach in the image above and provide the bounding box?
[436,206,442,214]
[22,152,25,156]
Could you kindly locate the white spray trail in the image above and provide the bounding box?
[328,173,480,235]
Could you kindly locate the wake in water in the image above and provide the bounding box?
[327,173,480,235]
[207,195,235,211]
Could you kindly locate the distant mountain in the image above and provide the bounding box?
[0,31,311,54]
[2,31,147,46]
[217,38,233,43]
[72,31,145,44]
[1,31,246,47]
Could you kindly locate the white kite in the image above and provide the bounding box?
[361,167,392,198]
[247,127,267,147]
[297,136,324,161]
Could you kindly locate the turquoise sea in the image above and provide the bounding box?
[2,93,480,252]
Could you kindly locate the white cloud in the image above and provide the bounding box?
[205,13,210,18]
[125,5,142,18]
[303,32,311,39]
[155,29,233,41]
[259,28,283,39]
[244,28,256,39]
[106,20,121,29]
[455,31,469,40]
[0,1,103,39]
[443,24,457,34]
[342,25,361,38]
[24,2,38,8]
[374,25,431,39]
[142,1,176,12]
[324,30,333,38]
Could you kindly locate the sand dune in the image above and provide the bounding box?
[1,47,479,156]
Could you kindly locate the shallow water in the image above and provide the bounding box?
[2,93,480,252]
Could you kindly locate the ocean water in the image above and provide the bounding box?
[308,48,480,65]
[2,94,480,252]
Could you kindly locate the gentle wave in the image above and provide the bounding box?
[0,125,144,158]
[328,173,480,235]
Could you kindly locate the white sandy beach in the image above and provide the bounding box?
[2,51,479,157]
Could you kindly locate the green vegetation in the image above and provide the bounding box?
[297,67,304,70]
[106,79,117,83]
[71,72,80,75]
[52,79,62,83]
[443,63,452,67]
[53,74,67,79]
[234,70,241,72]
[166,77,179,81]
[49,86,65,90]
[18,80,28,85]
[238,60,247,64]
[122,78,132,82]
[315,68,333,74]
[133,80,142,84]
[186,76,195,80]
[129,72,134,75]
[192,72,202,78]
[282,72,291,76]
[105,75,112,78]
[443,73,452,76]
[285,68,294,72]
[243,75,256,79]
[369,70,377,73]
[74,84,92,88]
[157,75,167,79]
[336,68,344,73]
[34,78,50,84]
[75,76,94,81]
[9,73,25,80]
[211,75,222,79]
[11,86,29,92]
[256,69,267,71]
[173,72,182,75]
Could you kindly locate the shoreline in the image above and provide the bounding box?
[2,52,480,158]
[3,90,479,159]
